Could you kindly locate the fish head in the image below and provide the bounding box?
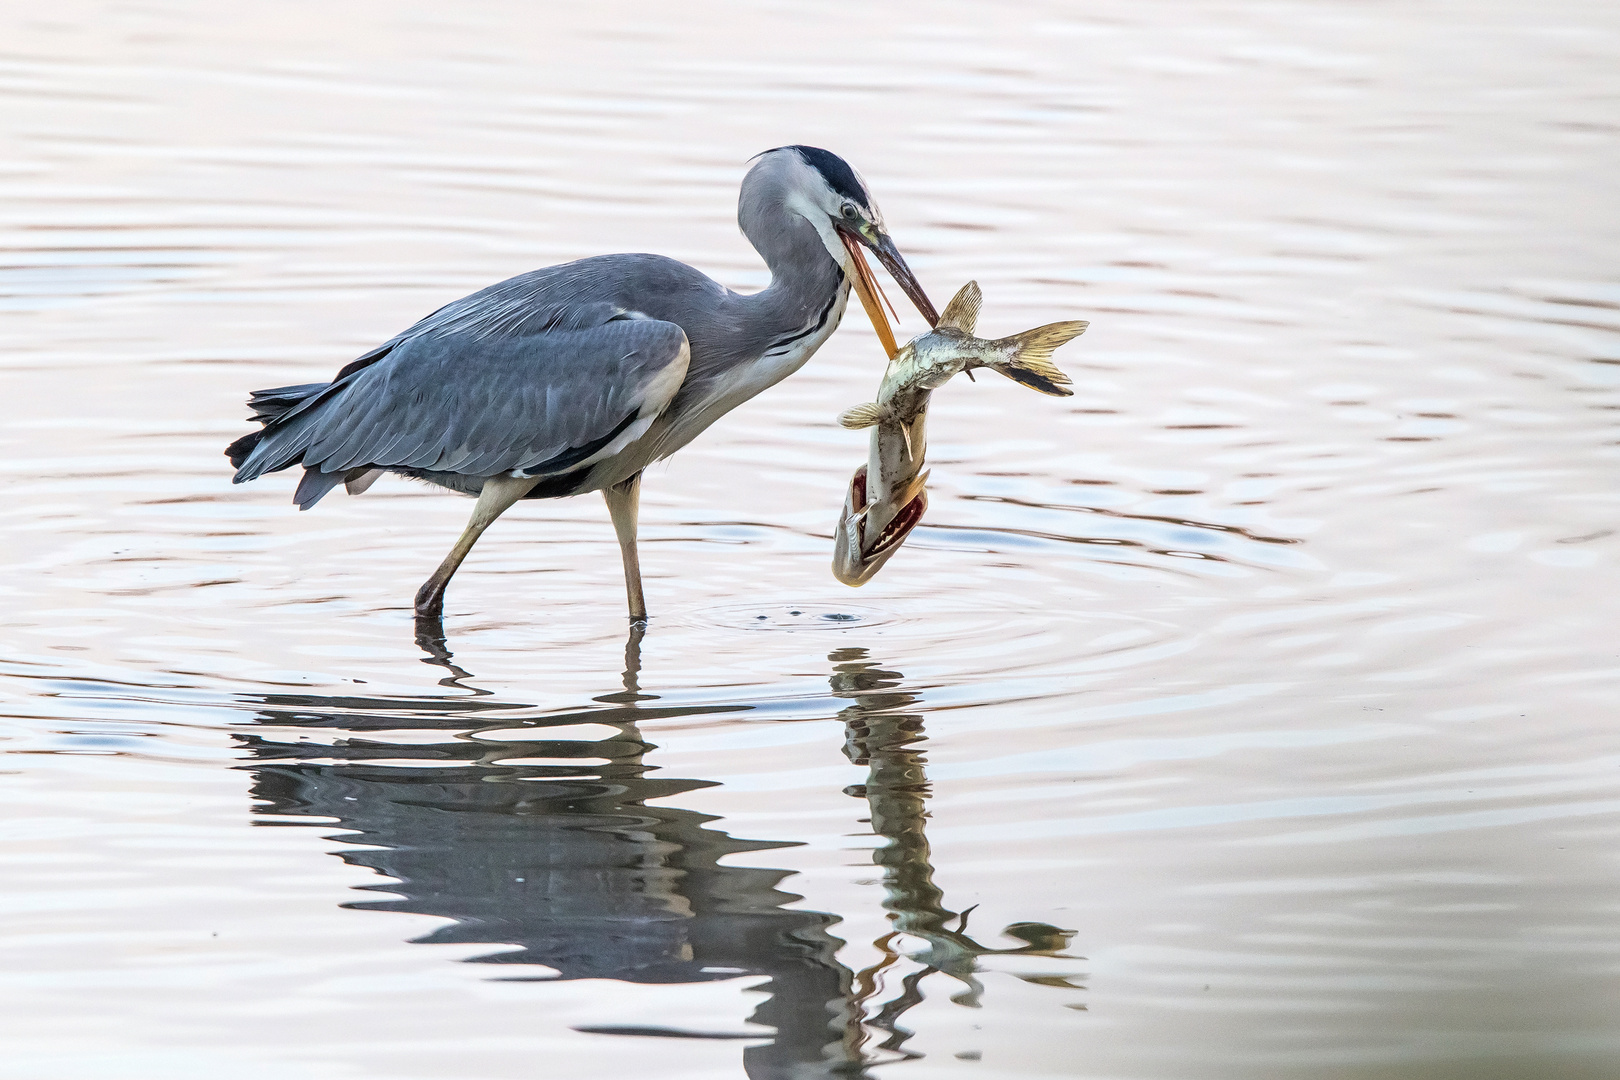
[832,464,930,587]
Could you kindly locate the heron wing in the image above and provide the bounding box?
[234,316,691,501]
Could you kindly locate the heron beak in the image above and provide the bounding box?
[837,224,939,359]
[838,228,899,358]
[862,229,939,328]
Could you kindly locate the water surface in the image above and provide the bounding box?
[2,2,1618,1077]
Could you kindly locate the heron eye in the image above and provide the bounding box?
[841,203,860,221]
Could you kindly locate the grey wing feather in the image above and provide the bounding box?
[230,253,728,508]
[331,259,720,383]
[234,317,690,499]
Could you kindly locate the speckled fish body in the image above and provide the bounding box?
[832,281,1088,586]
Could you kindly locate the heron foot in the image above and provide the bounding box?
[414,579,446,619]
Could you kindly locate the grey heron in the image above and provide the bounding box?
[226,146,938,621]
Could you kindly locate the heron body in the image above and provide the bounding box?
[226,146,937,620]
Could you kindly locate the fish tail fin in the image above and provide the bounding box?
[839,402,891,429]
[989,320,1088,397]
[936,281,982,334]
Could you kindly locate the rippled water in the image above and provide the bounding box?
[3,2,1619,1077]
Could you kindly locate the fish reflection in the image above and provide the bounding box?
[831,647,1083,1061]
[235,627,1081,1076]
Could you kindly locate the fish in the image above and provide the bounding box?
[831,280,1088,586]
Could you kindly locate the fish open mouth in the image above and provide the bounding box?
[849,464,869,515]
[863,489,927,560]
[849,465,927,561]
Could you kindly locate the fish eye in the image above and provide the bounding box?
[841,202,860,221]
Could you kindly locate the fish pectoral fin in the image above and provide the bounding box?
[839,402,891,429]
[903,420,928,462]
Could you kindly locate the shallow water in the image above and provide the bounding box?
[3,2,1619,1077]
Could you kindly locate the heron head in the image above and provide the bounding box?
[747,146,939,332]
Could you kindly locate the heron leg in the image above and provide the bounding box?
[414,474,541,618]
[602,472,647,622]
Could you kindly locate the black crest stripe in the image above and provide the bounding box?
[786,145,868,205]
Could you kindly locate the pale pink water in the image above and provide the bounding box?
[2,2,1618,1077]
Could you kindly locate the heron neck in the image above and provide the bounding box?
[736,205,849,343]
[638,207,849,467]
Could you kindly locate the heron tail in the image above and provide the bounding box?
[225,430,261,470]
[987,321,1087,397]
[225,382,330,472]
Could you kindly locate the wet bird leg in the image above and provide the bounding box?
[414,473,541,618]
[602,472,647,622]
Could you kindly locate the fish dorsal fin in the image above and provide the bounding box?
[839,402,891,429]
[936,281,982,334]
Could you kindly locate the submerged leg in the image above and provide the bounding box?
[602,472,647,622]
[414,474,541,618]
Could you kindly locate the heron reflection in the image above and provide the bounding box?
[236,629,1081,1077]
